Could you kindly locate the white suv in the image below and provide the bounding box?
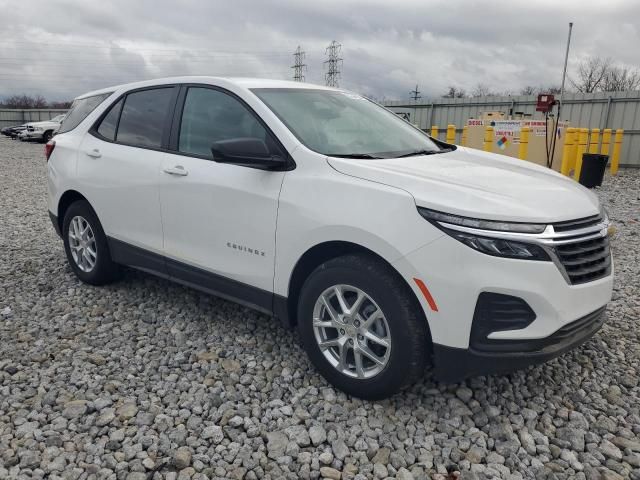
[47,77,613,399]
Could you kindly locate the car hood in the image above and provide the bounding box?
[327,147,600,223]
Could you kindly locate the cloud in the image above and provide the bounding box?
[1,0,638,101]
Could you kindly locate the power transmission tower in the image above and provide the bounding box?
[324,40,343,87]
[292,46,307,82]
[410,84,421,101]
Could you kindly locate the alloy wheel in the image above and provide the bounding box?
[312,284,391,379]
[68,215,97,272]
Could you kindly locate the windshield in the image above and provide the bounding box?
[252,88,442,158]
[51,114,66,122]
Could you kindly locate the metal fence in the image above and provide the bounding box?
[0,109,68,130]
[383,91,640,167]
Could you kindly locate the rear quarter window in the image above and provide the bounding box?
[58,93,111,134]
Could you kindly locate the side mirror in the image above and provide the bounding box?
[211,137,287,170]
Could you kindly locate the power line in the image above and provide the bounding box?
[324,41,342,88]
[291,46,307,82]
[410,84,421,101]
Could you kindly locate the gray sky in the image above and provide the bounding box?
[1,0,639,101]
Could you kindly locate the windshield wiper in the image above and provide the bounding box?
[394,148,452,158]
[328,153,383,159]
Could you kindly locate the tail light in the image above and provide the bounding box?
[45,140,56,161]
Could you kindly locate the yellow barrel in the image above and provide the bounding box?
[431,126,439,139]
[588,128,600,154]
[569,128,579,170]
[573,128,589,181]
[518,127,530,160]
[560,127,576,176]
[601,129,612,155]
[461,126,468,146]
[446,124,456,144]
[611,129,624,175]
[483,126,493,152]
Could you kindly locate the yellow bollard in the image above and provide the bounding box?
[518,127,530,160]
[483,126,493,152]
[601,129,612,155]
[560,127,576,176]
[611,129,624,175]
[588,128,600,154]
[431,126,439,139]
[446,124,456,144]
[573,128,589,181]
[461,126,468,146]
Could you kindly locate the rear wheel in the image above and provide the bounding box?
[297,254,428,399]
[62,200,120,285]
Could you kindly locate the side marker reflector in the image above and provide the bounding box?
[413,278,439,312]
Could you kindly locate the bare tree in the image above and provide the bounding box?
[442,86,466,98]
[570,57,611,93]
[471,83,493,97]
[520,85,563,96]
[49,100,73,109]
[0,94,72,109]
[601,65,640,92]
[520,85,537,96]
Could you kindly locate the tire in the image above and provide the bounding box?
[62,200,120,285]
[297,253,429,400]
[43,130,53,143]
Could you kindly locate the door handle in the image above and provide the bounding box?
[163,165,188,176]
[85,148,101,158]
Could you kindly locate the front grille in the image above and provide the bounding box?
[554,235,611,284]
[27,126,34,132]
[552,214,602,232]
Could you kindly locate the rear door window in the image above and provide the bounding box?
[58,93,111,134]
[116,88,174,148]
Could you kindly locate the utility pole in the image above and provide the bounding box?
[324,40,342,87]
[292,46,307,82]
[410,84,421,101]
[558,22,573,113]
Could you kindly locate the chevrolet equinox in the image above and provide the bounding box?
[46,77,613,399]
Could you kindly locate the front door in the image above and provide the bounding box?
[159,86,286,309]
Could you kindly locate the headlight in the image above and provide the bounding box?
[418,207,551,261]
[441,228,551,260]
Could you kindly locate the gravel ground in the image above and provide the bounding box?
[0,136,639,480]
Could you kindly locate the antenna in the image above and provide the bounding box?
[292,46,307,82]
[410,84,421,101]
[324,41,343,87]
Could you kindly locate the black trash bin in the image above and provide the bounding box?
[579,153,608,188]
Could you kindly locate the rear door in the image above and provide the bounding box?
[78,86,178,270]
[158,85,286,310]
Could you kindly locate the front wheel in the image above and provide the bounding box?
[297,254,429,399]
[43,130,53,143]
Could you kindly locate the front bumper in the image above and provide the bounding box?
[432,307,606,382]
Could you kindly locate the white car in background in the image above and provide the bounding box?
[20,114,66,142]
[46,77,613,399]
